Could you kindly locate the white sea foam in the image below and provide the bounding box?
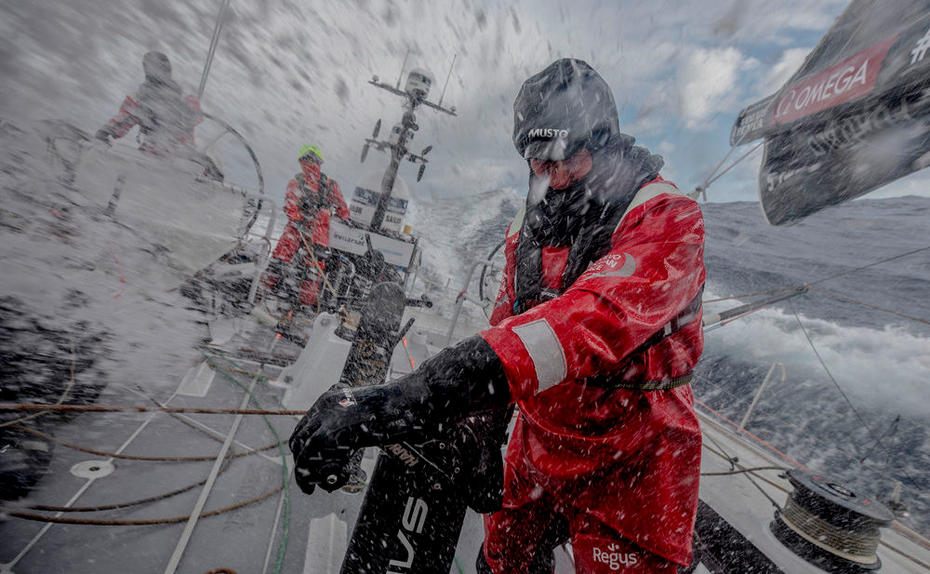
[704,297,930,419]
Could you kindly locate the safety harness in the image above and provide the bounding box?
[295,172,339,213]
[511,168,703,391]
[587,285,703,391]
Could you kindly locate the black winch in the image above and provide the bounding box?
[771,470,895,573]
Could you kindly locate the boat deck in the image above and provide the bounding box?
[697,409,930,573]
[3,309,929,574]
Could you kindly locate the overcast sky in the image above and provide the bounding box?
[4,0,930,205]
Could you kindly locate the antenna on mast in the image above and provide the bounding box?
[197,0,231,99]
[395,49,411,90]
[437,53,457,107]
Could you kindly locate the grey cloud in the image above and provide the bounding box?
[0,0,880,205]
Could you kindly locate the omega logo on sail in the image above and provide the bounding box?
[776,62,868,117]
[773,37,894,124]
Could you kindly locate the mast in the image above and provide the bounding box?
[362,60,457,232]
[371,107,418,231]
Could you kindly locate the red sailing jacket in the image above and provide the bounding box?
[278,161,349,251]
[479,179,705,566]
[103,91,202,154]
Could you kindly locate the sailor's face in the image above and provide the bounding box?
[530,148,593,190]
[300,156,322,169]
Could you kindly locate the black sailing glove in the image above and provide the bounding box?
[288,336,510,495]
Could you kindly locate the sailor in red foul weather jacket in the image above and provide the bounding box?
[95,51,224,181]
[289,59,705,573]
[265,145,349,307]
[480,167,703,573]
[96,52,203,156]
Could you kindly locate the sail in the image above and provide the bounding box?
[731,0,930,224]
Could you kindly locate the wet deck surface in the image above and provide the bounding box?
[4,314,929,574]
[0,310,496,574]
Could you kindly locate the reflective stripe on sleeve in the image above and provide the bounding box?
[510,318,567,393]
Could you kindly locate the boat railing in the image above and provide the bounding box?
[444,259,493,346]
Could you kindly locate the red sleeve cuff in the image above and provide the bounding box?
[479,323,538,401]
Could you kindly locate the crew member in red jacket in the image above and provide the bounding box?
[264,145,349,307]
[289,59,705,573]
[95,51,221,180]
[96,52,202,154]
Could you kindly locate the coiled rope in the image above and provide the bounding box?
[5,486,282,526]
[2,350,293,574]
[13,423,283,462]
[24,449,237,513]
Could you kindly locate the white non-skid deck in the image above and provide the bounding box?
[697,409,930,573]
[4,308,929,574]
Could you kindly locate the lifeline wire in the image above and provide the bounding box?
[788,301,921,490]
[703,429,782,510]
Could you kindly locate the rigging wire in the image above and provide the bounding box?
[691,146,735,201]
[789,300,922,490]
[704,141,764,188]
[197,0,231,99]
[807,244,930,287]
[807,285,930,327]
[703,245,930,328]
[703,286,798,304]
[789,300,874,447]
[690,140,764,200]
[859,415,901,465]
[790,300,874,438]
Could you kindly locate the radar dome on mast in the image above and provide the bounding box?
[348,170,410,234]
[405,68,433,101]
